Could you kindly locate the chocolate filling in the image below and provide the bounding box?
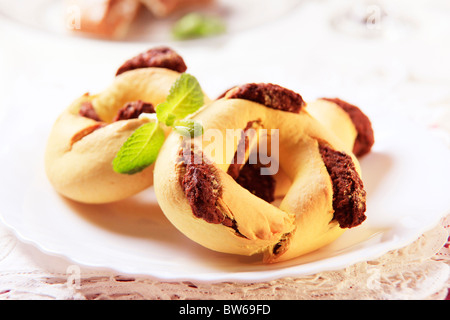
[224,83,305,114]
[319,144,367,228]
[321,98,374,157]
[178,146,248,238]
[226,120,276,203]
[79,100,154,122]
[113,100,155,121]
[76,100,154,143]
[234,162,276,203]
[79,101,101,122]
[179,147,225,225]
[226,120,260,179]
[116,47,187,76]
[272,235,290,256]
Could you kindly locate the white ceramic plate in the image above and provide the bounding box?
[0,109,449,283]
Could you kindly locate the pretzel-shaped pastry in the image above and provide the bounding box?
[154,83,373,263]
[45,47,197,204]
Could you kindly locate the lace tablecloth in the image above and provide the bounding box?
[0,0,449,300]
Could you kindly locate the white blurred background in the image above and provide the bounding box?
[0,0,449,141]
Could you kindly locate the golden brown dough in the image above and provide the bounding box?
[307,98,374,157]
[45,47,206,204]
[154,83,369,263]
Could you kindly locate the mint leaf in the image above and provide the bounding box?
[114,73,205,175]
[113,122,165,174]
[173,119,204,138]
[172,13,226,40]
[156,73,204,126]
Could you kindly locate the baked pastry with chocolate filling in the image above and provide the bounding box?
[45,47,209,204]
[154,83,373,263]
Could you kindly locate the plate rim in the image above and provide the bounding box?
[0,210,447,283]
[0,112,449,283]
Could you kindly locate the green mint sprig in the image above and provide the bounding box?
[156,73,205,126]
[171,13,226,40]
[113,73,204,175]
